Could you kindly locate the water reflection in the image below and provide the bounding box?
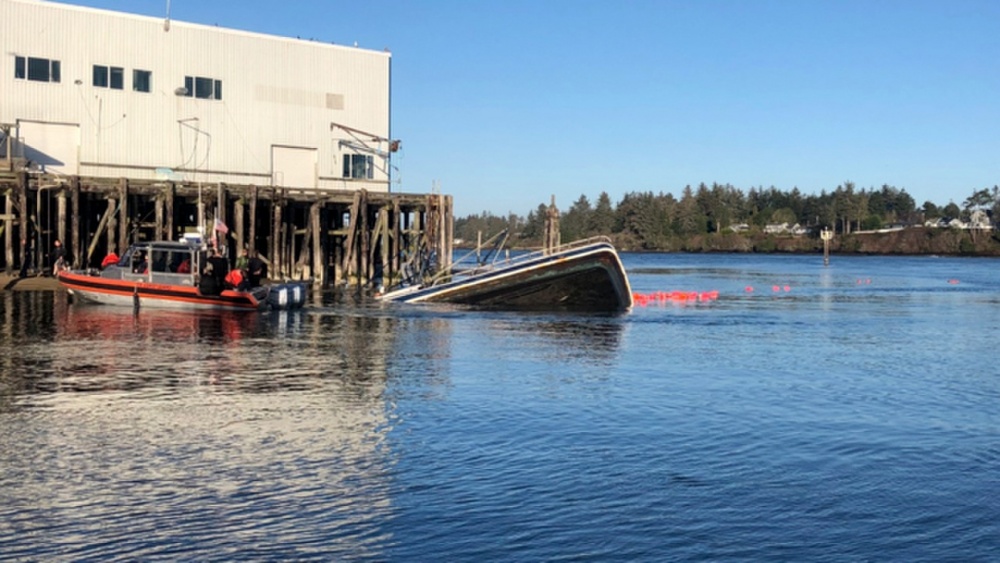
[485,314,626,365]
[57,301,256,341]
[0,290,408,559]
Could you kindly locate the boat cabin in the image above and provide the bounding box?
[104,241,206,286]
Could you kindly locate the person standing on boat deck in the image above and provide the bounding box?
[133,252,148,273]
[207,248,229,285]
[246,250,266,287]
[199,248,228,296]
[101,252,119,270]
[235,247,249,271]
[52,239,68,275]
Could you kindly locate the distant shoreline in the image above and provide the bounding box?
[6,229,999,294]
[488,227,1000,257]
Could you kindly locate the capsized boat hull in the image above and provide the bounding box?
[380,240,633,311]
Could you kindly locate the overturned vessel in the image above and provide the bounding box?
[378,236,633,312]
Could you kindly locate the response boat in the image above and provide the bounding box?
[57,239,307,311]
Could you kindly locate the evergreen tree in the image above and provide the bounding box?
[589,192,615,235]
[561,194,592,242]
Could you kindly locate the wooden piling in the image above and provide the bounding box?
[1,171,452,289]
[234,196,245,252]
[164,183,174,242]
[4,195,12,273]
[70,178,80,268]
[105,198,118,257]
[310,202,322,285]
[272,193,282,278]
[56,191,67,251]
[117,178,128,252]
[17,172,27,268]
[248,186,257,256]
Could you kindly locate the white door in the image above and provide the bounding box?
[271,145,318,188]
[17,120,80,175]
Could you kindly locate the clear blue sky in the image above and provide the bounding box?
[65,0,999,217]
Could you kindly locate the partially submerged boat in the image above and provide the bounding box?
[57,239,307,311]
[378,236,633,312]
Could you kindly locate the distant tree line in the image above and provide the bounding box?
[454,183,1000,250]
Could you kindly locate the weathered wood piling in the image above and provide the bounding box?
[0,170,453,288]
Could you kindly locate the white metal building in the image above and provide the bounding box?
[0,0,393,191]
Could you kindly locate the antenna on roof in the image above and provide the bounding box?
[164,0,171,32]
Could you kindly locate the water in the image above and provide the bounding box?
[1,253,998,561]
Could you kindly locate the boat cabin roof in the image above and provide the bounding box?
[129,241,200,253]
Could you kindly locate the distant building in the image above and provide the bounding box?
[762,223,812,236]
[969,209,992,229]
[1,0,393,191]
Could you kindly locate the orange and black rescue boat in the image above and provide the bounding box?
[58,240,307,311]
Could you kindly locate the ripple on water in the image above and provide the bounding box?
[2,256,999,561]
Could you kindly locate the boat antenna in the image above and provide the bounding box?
[164,0,171,31]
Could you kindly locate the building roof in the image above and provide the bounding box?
[17,0,389,58]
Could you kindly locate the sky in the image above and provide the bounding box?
[61,0,999,217]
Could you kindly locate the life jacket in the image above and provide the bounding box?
[224,268,245,289]
[177,259,191,273]
[101,253,119,269]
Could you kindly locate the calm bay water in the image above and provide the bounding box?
[1,253,998,561]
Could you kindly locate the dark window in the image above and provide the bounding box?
[194,76,213,99]
[109,67,124,89]
[93,65,108,87]
[26,57,59,82]
[183,75,222,100]
[94,65,124,89]
[343,155,374,180]
[15,56,59,82]
[133,69,152,92]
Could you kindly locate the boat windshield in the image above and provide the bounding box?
[151,248,192,273]
[117,246,138,268]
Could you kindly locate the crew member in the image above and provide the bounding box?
[246,250,266,287]
[52,239,67,275]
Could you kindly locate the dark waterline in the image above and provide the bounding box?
[1,253,998,561]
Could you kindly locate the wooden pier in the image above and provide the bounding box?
[0,169,453,288]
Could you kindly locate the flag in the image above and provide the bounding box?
[214,218,229,235]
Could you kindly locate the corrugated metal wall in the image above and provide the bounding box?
[0,0,391,191]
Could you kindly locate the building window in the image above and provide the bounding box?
[343,154,374,180]
[93,65,124,89]
[195,77,212,98]
[110,67,124,89]
[93,65,107,87]
[183,75,222,100]
[133,69,152,92]
[15,56,60,82]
